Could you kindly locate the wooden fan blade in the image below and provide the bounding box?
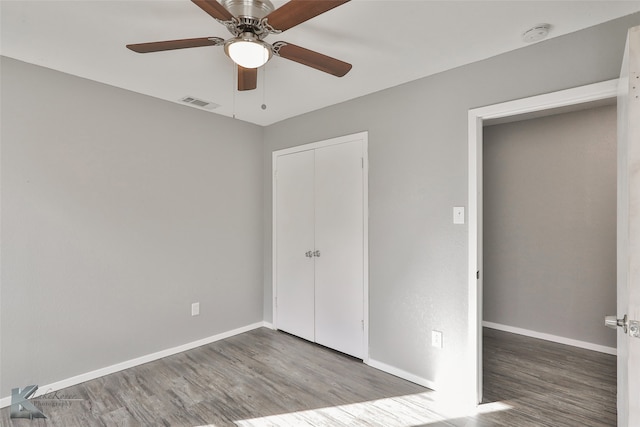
[127,37,224,53]
[265,0,349,32]
[238,66,258,91]
[275,42,351,77]
[191,0,234,21]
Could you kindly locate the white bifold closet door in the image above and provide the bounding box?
[275,139,364,359]
[275,149,316,342]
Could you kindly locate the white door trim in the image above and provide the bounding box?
[272,131,369,362]
[467,80,618,404]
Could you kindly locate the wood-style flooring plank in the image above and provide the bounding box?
[1,327,616,426]
[481,327,616,427]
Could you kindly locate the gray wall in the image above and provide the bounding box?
[263,13,640,393]
[0,57,264,397]
[483,105,617,348]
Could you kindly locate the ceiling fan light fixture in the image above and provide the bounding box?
[225,33,272,69]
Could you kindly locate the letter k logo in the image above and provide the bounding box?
[10,385,46,419]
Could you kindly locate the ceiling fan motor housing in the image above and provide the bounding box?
[222,0,275,20]
[221,0,277,39]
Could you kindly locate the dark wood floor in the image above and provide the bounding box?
[480,327,616,427]
[1,327,616,426]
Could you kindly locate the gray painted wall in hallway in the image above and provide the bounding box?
[263,13,640,393]
[0,57,264,397]
[483,105,617,348]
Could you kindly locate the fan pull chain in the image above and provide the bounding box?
[261,65,267,110]
[232,63,237,119]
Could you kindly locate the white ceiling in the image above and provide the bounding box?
[2,1,640,126]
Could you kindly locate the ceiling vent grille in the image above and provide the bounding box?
[180,96,220,110]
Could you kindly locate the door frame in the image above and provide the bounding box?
[272,131,370,362]
[467,80,618,404]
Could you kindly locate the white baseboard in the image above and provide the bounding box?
[0,321,270,409]
[483,321,617,355]
[367,358,437,391]
[262,321,274,329]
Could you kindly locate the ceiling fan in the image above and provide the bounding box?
[126,0,352,91]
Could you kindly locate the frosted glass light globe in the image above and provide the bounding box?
[226,38,271,69]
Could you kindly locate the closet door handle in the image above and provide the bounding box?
[305,251,313,258]
[313,250,321,257]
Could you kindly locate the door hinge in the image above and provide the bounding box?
[477,271,480,280]
[361,158,364,169]
[361,319,364,330]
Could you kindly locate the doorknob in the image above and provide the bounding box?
[605,314,628,333]
[305,251,313,258]
[313,250,321,257]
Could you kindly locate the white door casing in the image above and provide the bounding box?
[468,79,619,408]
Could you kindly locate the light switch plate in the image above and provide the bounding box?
[432,330,443,348]
[453,207,465,224]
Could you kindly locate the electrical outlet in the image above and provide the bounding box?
[432,330,443,348]
[191,302,200,316]
[453,207,465,224]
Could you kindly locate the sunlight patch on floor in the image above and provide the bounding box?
[474,401,513,414]
[208,392,515,427]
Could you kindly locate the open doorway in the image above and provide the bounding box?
[467,79,619,406]
[480,102,617,424]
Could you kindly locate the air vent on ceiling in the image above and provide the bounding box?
[180,96,220,110]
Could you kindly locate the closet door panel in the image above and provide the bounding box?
[275,150,315,341]
[314,140,364,358]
